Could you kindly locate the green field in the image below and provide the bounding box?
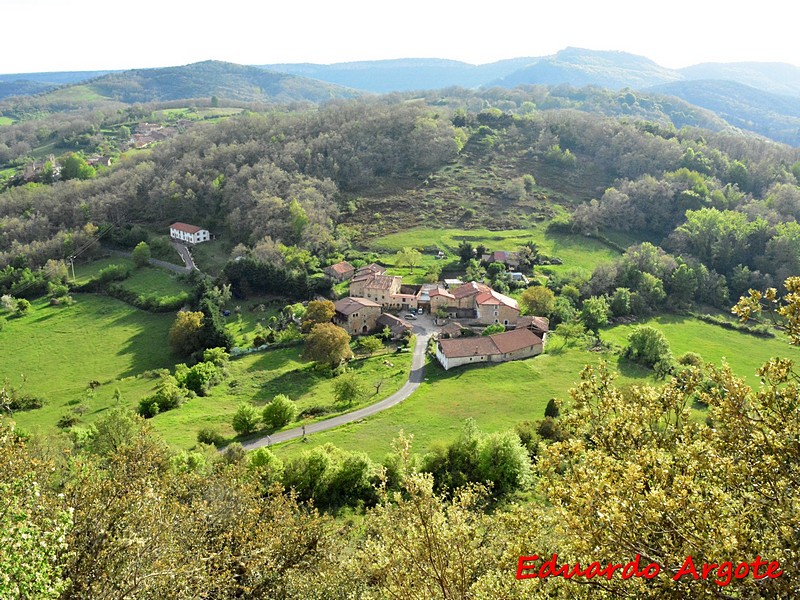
[273,314,799,461]
[0,116,14,126]
[73,257,191,298]
[150,344,413,449]
[371,226,621,281]
[603,314,797,386]
[272,342,643,461]
[2,294,177,434]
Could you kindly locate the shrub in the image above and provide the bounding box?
[678,351,704,367]
[137,376,189,418]
[623,326,674,370]
[261,394,297,429]
[97,263,131,284]
[57,413,80,429]
[232,403,260,435]
[197,427,225,447]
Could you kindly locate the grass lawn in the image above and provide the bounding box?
[190,239,231,277]
[120,266,191,298]
[0,116,14,126]
[3,294,177,434]
[603,314,799,386]
[150,344,413,449]
[72,257,191,298]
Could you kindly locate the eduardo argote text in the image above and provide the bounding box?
[517,554,783,586]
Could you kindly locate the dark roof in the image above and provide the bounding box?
[361,274,401,290]
[170,222,204,234]
[516,315,549,332]
[334,296,381,316]
[438,327,542,359]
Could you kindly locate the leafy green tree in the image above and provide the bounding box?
[60,153,95,180]
[15,298,31,315]
[464,258,484,282]
[624,326,674,370]
[553,319,585,348]
[301,299,336,333]
[232,402,260,435]
[356,335,383,355]
[261,394,297,429]
[609,287,632,317]
[132,241,151,268]
[303,323,353,368]
[395,247,422,273]
[333,371,366,406]
[0,422,71,599]
[168,311,205,357]
[476,430,532,496]
[520,285,555,317]
[580,295,610,335]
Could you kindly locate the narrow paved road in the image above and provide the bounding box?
[241,331,432,451]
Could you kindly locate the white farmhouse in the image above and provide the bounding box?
[169,222,210,244]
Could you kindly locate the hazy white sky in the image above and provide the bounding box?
[1,0,798,74]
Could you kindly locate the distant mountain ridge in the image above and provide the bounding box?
[3,50,800,145]
[0,61,359,105]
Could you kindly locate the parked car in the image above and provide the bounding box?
[404,313,417,320]
[417,307,424,314]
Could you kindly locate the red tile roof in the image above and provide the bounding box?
[451,281,490,299]
[475,289,519,310]
[438,327,542,358]
[170,222,204,234]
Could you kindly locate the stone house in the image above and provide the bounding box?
[332,297,382,335]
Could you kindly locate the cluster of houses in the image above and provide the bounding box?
[132,121,192,149]
[325,260,548,371]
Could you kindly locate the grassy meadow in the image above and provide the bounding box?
[371,225,622,283]
[3,294,177,434]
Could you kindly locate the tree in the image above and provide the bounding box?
[132,241,151,268]
[580,295,610,335]
[232,402,260,435]
[332,371,366,406]
[261,394,297,429]
[301,299,336,333]
[15,298,31,316]
[553,319,586,347]
[303,323,353,368]
[395,247,422,273]
[464,259,485,283]
[609,287,632,317]
[544,398,560,418]
[60,153,95,180]
[624,326,674,374]
[457,241,474,264]
[168,311,205,357]
[356,335,383,355]
[482,323,505,336]
[520,286,556,316]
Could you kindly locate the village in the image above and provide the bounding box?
[324,259,548,371]
[169,221,548,372]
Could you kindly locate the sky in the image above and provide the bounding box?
[1,0,798,74]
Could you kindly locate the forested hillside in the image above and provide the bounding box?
[3,81,800,599]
